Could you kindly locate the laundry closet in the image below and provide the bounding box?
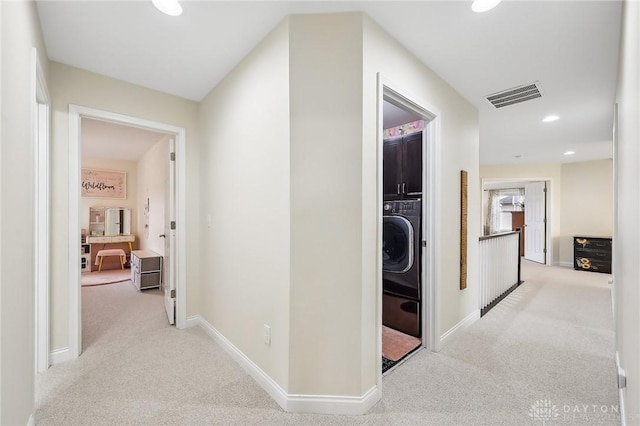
[381,103,425,373]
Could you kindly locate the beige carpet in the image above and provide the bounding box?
[382,325,421,361]
[36,261,618,425]
[81,269,130,286]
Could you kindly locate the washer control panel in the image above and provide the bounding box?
[383,199,421,215]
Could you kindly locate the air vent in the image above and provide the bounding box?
[485,81,543,109]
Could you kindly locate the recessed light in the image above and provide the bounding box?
[542,115,560,122]
[152,0,182,16]
[564,151,575,156]
[471,0,503,13]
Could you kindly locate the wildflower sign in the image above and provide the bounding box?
[81,168,126,199]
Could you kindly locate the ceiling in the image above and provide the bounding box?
[37,1,622,165]
[82,118,168,161]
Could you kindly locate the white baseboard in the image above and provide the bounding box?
[556,261,573,268]
[616,351,627,426]
[439,309,480,349]
[186,315,380,415]
[49,347,72,365]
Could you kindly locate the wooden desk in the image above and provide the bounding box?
[87,235,136,272]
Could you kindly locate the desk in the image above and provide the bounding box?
[87,235,136,272]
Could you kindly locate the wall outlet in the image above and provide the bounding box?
[263,324,271,346]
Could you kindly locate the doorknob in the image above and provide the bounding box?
[159,234,166,238]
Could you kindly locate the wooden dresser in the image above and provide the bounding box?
[573,236,612,274]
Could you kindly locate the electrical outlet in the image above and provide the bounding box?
[263,324,271,346]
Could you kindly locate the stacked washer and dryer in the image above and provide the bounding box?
[382,131,423,339]
[382,199,421,337]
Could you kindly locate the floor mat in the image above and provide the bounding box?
[382,356,397,374]
[382,325,421,361]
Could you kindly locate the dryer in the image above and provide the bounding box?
[382,199,421,337]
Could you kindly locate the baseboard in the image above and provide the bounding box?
[286,385,380,415]
[557,261,573,268]
[49,346,72,365]
[616,351,627,426]
[439,309,480,349]
[186,315,380,415]
[185,315,201,329]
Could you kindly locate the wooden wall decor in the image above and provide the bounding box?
[460,170,468,290]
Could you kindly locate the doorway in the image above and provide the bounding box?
[378,77,440,376]
[66,105,187,360]
[79,118,171,346]
[482,178,551,265]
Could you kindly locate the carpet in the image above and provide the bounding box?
[36,261,619,425]
[382,325,421,361]
[81,269,131,286]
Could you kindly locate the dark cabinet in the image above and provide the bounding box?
[573,236,612,274]
[383,132,422,200]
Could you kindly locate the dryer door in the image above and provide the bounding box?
[383,216,414,273]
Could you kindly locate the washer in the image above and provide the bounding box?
[382,199,421,337]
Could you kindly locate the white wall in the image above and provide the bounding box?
[0,1,49,423]
[480,163,562,264]
[559,160,613,264]
[136,138,169,255]
[81,157,138,237]
[363,15,480,347]
[288,12,366,396]
[198,11,480,402]
[614,1,640,423]
[49,62,200,351]
[198,20,291,391]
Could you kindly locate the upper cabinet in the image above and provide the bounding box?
[383,132,422,200]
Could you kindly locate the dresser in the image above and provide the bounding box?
[573,236,612,274]
[130,250,162,290]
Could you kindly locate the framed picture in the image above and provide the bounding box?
[81,168,127,199]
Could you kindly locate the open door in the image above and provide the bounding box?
[164,138,177,324]
[524,181,546,264]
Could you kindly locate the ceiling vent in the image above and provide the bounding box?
[485,81,543,109]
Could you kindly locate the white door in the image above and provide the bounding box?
[164,138,177,324]
[525,181,546,263]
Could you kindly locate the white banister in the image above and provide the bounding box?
[479,231,521,316]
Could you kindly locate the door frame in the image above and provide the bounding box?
[33,48,51,373]
[67,105,187,358]
[377,74,441,374]
[481,178,553,265]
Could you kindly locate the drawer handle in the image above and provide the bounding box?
[159,234,166,238]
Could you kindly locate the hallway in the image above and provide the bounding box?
[35,261,618,425]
